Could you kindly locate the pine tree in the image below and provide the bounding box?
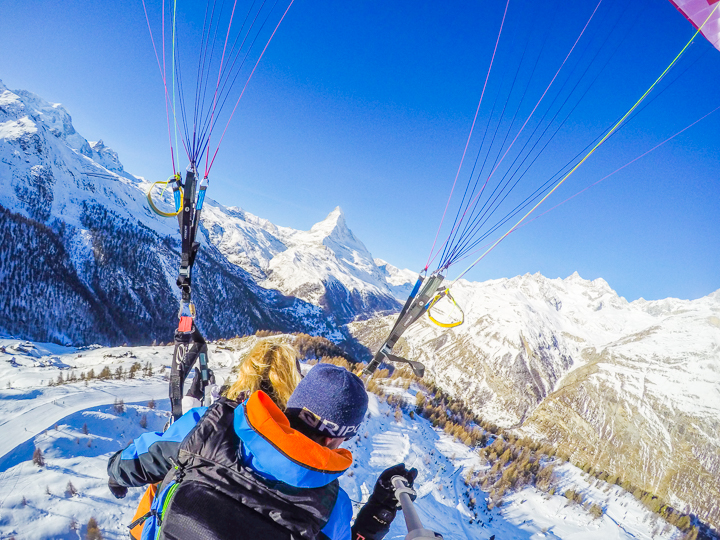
[148,398,156,409]
[82,423,89,435]
[86,517,103,540]
[32,447,45,467]
[139,414,148,429]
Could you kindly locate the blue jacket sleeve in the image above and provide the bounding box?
[320,487,352,540]
[107,407,207,487]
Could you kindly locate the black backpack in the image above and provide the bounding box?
[157,399,339,540]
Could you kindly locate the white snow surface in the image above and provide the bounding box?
[0,338,683,540]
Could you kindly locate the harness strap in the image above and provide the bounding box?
[171,323,208,421]
[168,167,213,422]
[128,510,156,531]
[364,273,444,377]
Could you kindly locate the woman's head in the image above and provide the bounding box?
[224,341,301,410]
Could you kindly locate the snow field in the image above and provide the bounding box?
[0,339,685,540]
[0,401,170,540]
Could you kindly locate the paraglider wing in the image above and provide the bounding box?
[669,0,720,51]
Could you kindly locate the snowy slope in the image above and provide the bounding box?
[0,80,354,345]
[0,337,684,540]
[349,272,720,530]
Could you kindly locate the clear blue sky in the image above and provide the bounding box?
[1,0,718,301]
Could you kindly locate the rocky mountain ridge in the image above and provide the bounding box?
[349,272,720,529]
[0,80,354,345]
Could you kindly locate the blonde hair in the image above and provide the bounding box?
[224,341,301,410]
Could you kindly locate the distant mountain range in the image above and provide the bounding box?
[1,80,718,532]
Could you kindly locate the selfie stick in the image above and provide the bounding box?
[391,476,443,540]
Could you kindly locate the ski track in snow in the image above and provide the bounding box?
[369,431,410,468]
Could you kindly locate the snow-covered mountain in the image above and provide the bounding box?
[0,336,689,540]
[0,80,399,346]
[349,272,720,531]
[202,202,402,323]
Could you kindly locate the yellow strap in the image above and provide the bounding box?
[427,289,464,328]
[146,178,182,218]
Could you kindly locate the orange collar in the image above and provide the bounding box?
[243,391,353,474]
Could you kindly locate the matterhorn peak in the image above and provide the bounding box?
[307,206,359,247]
[310,206,346,235]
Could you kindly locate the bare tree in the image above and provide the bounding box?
[65,481,78,497]
[32,447,45,467]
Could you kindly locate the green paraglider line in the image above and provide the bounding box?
[448,1,720,286]
[141,0,177,175]
[172,0,180,171]
[518,103,720,230]
[423,0,512,272]
[447,102,720,269]
[430,0,605,273]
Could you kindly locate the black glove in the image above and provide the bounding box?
[108,478,128,499]
[351,464,418,540]
[186,367,214,401]
[372,463,418,508]
[351,503,397,540]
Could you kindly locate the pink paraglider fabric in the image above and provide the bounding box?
[669,0,720,51]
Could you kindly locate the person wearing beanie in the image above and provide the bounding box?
[107,358,416,540]
[286,363,369,442]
